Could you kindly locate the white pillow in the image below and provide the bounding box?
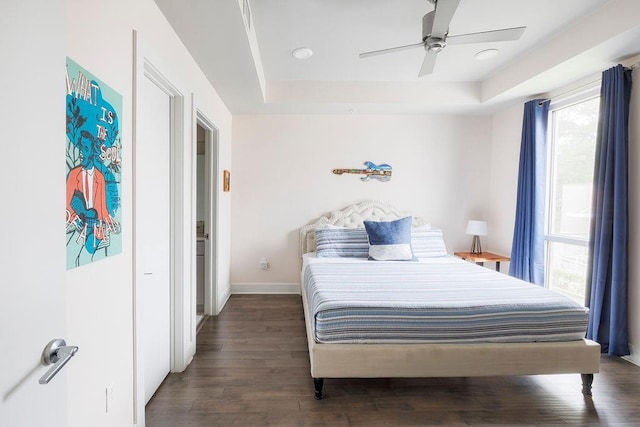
[315,227,369,258]
[411,228,448,258]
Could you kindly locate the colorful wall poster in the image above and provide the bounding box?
[65,57,122,269]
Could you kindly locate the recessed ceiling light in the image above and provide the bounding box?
[474,49,499,61]
[292,47,313,60]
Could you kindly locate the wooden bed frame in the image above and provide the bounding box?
[299,200,600,400]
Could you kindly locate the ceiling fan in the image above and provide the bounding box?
[359,0,526,77]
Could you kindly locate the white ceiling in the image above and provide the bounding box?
[153,0,640,115]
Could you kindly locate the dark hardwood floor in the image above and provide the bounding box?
[146,295,640,426]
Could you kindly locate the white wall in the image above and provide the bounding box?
[489,75,640,363]
[487,102,524,274]
[64,0,232,425]
[231,114,492,288]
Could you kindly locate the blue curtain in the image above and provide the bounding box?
[586,64,632,356]
[509,99,549,285]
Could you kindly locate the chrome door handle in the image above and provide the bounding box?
[39,339,79,385]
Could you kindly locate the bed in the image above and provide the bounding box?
[299,200,600,400]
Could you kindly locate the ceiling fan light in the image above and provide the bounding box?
[474,48,499,60]
[292,47,313,60]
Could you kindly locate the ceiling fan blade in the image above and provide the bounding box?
[359,41,425,59]
[431,0,462,37]
[447,26,526,45]
[418,50,438,77]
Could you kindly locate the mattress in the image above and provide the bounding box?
[302,255,589,344]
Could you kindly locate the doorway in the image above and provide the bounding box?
[137,70,172,405]
[133,53,189,415]
[195,114,219,320]
[133,32,195,425]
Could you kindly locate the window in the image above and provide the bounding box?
[544,89,600,305]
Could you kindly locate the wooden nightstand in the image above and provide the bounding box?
[454,251,510,272]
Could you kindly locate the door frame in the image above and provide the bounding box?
[195,111,220,316]
[132,30,192,424]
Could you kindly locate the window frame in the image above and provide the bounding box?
[543,85,600,301]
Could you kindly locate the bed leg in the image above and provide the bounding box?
[581,373,594,396]
[313,378,324,400]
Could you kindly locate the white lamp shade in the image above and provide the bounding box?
[466,220,487,236]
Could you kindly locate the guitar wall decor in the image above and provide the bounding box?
[332,161,392,182]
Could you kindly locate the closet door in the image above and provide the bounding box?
[137,75,171,404]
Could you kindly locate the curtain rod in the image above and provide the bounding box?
[537,78,600,106]
[538,62,639,106]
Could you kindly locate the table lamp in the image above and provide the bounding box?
[466,220,487,254]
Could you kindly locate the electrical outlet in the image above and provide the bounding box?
[105,382,115,413]
[259,258,269,270]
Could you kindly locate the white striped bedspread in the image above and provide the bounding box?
[302,256,589,344]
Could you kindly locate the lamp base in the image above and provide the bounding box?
[470,235,482,255]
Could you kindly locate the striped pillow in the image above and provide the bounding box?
[411,228,448,258]
[363,216,415,261]
[315,227,369,258]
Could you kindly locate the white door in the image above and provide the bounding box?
[0,1,67,425]
[137,76,172,404]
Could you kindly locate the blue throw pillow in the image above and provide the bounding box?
[363,216,415,261]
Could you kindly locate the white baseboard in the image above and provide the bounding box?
[217,286,232,314]
[622,344,640,367]
[231,282,301,294]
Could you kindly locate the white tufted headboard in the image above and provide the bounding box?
[299,200,430,259]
